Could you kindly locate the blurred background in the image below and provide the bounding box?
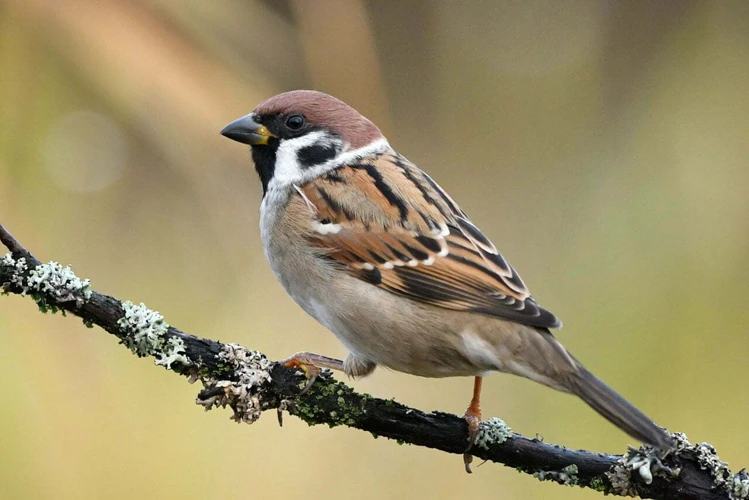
[1,1,748,498]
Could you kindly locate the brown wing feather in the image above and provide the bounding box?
[297,152,561,329]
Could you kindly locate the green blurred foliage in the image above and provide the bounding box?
[1,1,748,499]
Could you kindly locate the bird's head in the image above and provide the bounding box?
[221,90,387,194]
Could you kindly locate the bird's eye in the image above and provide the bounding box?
[285,114,305,130]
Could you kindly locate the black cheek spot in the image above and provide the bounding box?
[298,144,339,169]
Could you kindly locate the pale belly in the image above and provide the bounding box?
[269,247,502,378]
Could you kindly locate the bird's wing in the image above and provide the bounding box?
[296,152,561,329]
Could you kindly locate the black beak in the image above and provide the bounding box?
[220,114,275,145]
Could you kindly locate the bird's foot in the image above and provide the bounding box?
[281,351,344,395]
[462,376,484,473]
[276,352,344,426]
[462,407,482,473]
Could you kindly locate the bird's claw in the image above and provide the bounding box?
[281,352,339,396]
[276,399,299,427]
[463,412,481,473]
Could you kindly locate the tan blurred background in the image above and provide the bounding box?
[1,1,748,498]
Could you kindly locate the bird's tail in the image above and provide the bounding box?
[493,326,672,449]
[563,360,673,449]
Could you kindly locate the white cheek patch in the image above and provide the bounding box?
[273,131,329,186]
[267,137,391,193]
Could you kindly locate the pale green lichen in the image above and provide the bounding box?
[732,473,749,500]
[534,464,579,486]
[476,417,513,450]
[2,253,27,288]
[627,451,655,484]
[116,301,190,369]
[118,301,170,356]
[154,336,189,369]
[608,443,677,495]
[0,253,12,266]
[196,344,272,424]
[2,255,92,313]
[26,261,92,306]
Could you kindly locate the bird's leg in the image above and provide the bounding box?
[281,351,344,395]
[462,376,483,473]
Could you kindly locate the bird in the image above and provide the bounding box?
[220,90,673,471]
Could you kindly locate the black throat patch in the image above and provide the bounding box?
[251,141,278,195]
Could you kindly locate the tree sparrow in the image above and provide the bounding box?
[220,90,672,470]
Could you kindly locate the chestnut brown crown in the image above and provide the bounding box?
[253,90,384,150]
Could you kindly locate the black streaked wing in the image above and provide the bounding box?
[298,153,562,329]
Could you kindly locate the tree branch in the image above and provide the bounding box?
[1,221,746,500]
